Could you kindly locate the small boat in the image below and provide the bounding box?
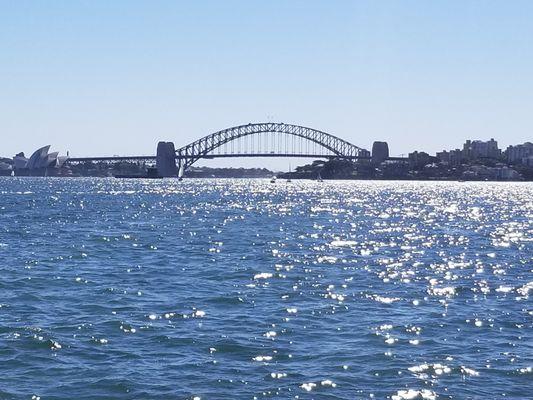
[316,172,323,182]
[270,176,277,183]
[178,164,184,181]
[287,163,292,182]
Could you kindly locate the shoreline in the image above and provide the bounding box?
[1,175,531,183]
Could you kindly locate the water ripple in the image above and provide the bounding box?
[0,178,531,399]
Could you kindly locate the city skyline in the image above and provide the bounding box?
[2,127,530,168]
[4,129,532,180]
[2,1,533,168]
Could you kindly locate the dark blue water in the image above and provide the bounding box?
[0,178,531,400]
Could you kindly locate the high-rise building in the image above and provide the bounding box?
[506,142,533,164]
[436,149,463,165]
[462,139,501,160]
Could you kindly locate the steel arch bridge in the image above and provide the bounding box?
[175,122,369,170]
[64,123,372,177]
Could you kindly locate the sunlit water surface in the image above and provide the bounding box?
[0,178,531,400]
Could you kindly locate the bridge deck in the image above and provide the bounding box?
[66,154,373,163]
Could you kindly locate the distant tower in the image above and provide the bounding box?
[372,141,389,164]
[156,141,177,177]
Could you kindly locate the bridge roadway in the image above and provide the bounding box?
[66,153,378,164]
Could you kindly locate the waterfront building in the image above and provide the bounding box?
[462,165,521,180]
[371,141,389,164]
[506,142,533,164]
[13,152,29,170]
[13,145,67,176]
[359,148,371,159]
[497,166,521,180]
[408,151,434,168]
[0,160,13,176]
[462,139,501,160]
[380,159,409,178]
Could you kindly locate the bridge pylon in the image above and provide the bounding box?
[156,141,177,177]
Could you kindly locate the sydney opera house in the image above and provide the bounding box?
[4,145,68,176]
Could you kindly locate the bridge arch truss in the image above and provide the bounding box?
[175,122,368,170]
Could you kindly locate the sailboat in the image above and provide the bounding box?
[316,172,323,182]
[270,175,277,183]
[177,164,184,181]
[287,163,292,183]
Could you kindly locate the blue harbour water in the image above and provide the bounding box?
[0,178,532,400]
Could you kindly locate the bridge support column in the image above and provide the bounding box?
[177,158,185,179]
[156,141,177,177]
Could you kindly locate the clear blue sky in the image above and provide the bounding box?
[1,0,532,168]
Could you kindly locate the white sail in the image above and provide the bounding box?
[178,164,184,179]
